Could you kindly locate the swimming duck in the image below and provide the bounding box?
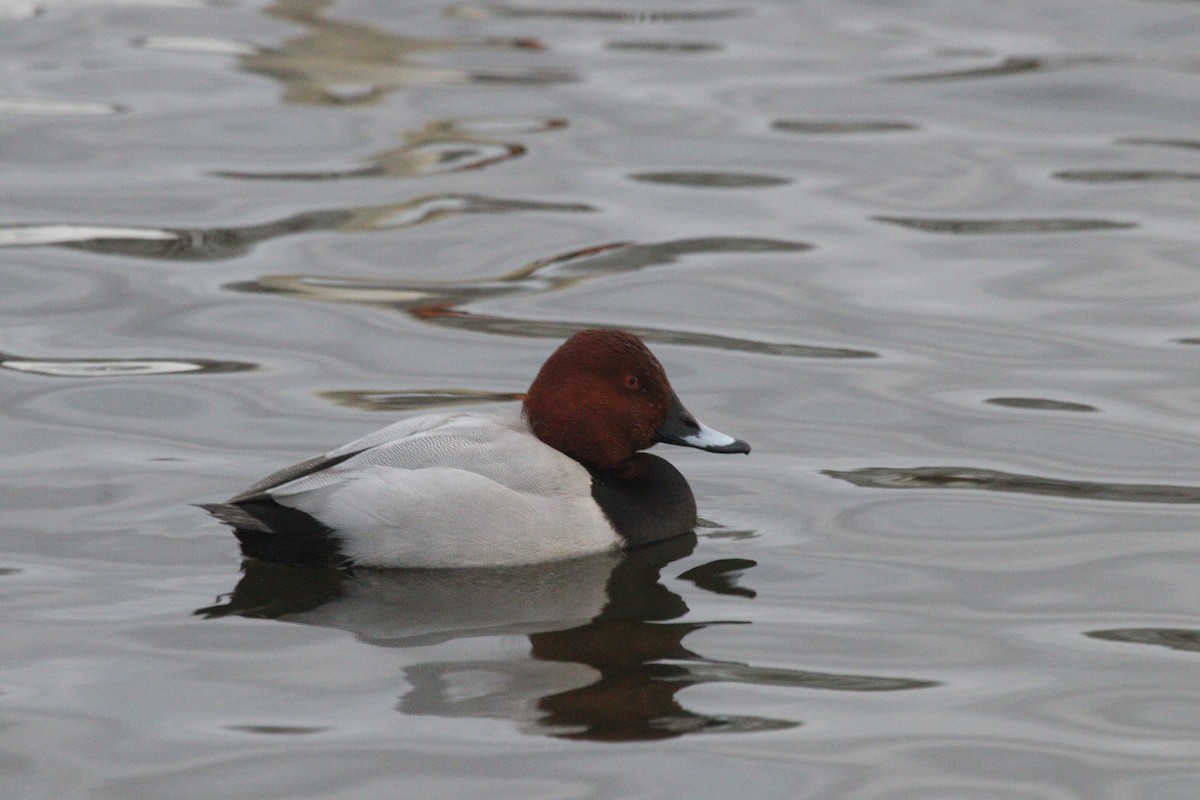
[203,329,749,568]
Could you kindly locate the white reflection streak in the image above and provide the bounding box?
[139,36,258,56]
[1,360,205,377]
[0,98,120,115]
[0,226,178,247]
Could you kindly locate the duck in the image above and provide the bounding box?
[202,329,750,569]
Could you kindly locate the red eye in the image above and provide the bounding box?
[625,374,639,389]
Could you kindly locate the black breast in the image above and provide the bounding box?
[587,453,698,549]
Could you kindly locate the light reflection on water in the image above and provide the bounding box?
[4,0,1200,796]
[0,355,257,377]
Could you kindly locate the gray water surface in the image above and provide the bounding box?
[4,1,1200,798]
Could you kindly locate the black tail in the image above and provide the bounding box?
[201,499,350,568]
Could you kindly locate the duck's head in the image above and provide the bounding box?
[523,329,750,470]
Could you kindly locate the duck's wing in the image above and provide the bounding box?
[230,410,583,503]
[228,412,468,503]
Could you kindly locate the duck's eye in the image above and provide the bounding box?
[625,374,639,389]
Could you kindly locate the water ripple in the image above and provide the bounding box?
[442,117,567,135]
[224,724,331,736]
[317,389,524,412]
[1118,137,1200,152]
[772,119,918,135]
[884,55,1108,83]
[887,52,1200,86]
[0,196,593,260]
[629,171,790,188]
[213,117,561,181]
[449,4,745,22]
[985,397,1099,412]
[1086,628,1200,653]
[1053,169,1200,183]
[0,225,177,247]
[677,558,758,598]
[824,466,1200,504]
[607,41,721,53]
[0,98,124,115]
[236,236,812,299]
[228,237,873,358]
[137,35,258,56]
[428,318,877,358]
[0,355,256,378]
[874,216,1137,234]
[216,143,525,181]
[675,661,937,692]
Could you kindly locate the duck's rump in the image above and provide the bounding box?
[202,497,347,568]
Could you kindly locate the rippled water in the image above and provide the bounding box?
[4,0,1200,797]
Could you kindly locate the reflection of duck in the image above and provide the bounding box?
[198,535,937,741]
[199,547,624,646]
[203,330,749,568]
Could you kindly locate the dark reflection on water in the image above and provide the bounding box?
[886,55,1045,82]
[772,119,918,135]
[0,354,257,378]
[228,236,875,359]
[628,172,790,188]
[607,41,721,53]
[890,52,1200,84]
[1118,137,1200,152]
[242,0,570,107]
[449,4,746,23]
[215,144,523,181]
[198,536,935,741]
[874,216,1137,234]
[1087,628,1200,653]
[826,466,1200,504]
[214,117,564,181]
[0,196,593,260]
[409,316,877,359]
[1053,170,1200,183]
[677,558,758,598]
[884,55,1113,83]
[985,397,1098,413]
[318,389,525,412]
[225,724,331,735]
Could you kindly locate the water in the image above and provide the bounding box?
[3,0,1200,797]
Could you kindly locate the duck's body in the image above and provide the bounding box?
[209,409,657,568]
[205,330,748,569]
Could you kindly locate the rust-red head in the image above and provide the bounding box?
[523,329,749,470]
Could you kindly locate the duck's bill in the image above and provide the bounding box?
[656,389,751,455]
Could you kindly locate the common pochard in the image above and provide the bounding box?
[204,329,749,568]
